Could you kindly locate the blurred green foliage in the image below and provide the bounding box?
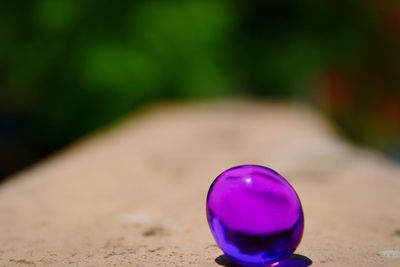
[0,0,399,177]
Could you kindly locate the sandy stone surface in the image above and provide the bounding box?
[0,101,399,266]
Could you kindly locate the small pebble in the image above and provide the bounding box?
[379,250,400,259]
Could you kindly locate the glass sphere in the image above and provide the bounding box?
[206,165,304,266]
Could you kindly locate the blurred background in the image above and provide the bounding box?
[0,0,399,180]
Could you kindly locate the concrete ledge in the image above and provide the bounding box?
[0,101,399,266]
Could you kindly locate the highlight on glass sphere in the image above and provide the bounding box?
[206,165,304,266]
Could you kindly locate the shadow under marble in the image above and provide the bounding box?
[215,254,312,267]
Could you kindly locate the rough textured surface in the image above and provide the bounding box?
[0,101,399,266]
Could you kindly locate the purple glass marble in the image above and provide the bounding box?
[206,165,304,266]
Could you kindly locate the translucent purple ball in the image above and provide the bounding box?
[206,165,304,266]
